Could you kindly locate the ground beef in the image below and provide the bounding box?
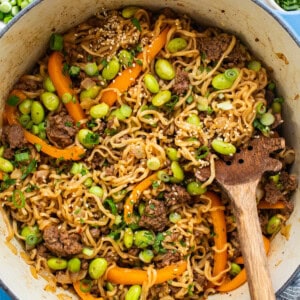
[90,227,101,239]
[2,124,27,149]
[271,113,283,129]
[13,78,42,92]
[264,181,286,204]
[265,89,275,106]
[172,68,190,96]
[280,172,297,192]
[46,110,78,148]
[155,250,181,268]
[228,231,241,259]
[193,271,207,287]
[43,225,83,257]
[36,244,50,258]
[164,184,192,207]
[197,34,248,67]
[138,199,168,232]
[2,148,14,160]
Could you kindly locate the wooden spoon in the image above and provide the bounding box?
[196,136,285,300]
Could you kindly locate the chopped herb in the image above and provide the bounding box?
[25,184,38,192]
[179,239,186,247]
[136,45,143,53]
[80,218,85,224]
[188,283,194,296]
[64,121,73,127]
[62,63,69,76]
[74,208,81,215]
[131,17,141,31]
[21,159,37,180]
[69,65,81,77]
[152,180,160,189]
[195,146,209,160]
[149,203,155,210]
[87,54,93,62]
[164,95,179,113]
[7,95,19,106]
[12,189,26,209]
[0,178,16,192]
[104,128,118,136]
[201,52,207,60]
[274,97,284,104]
[153,232,166,254]
[207,106,214,115]
[100,59,108,67]
[135,59,143,66]
[76,122,81,128]
[186,95,194,104]
[83,132,99,147]
[87,120,97,128]
[104,198,118,215]
[15,152,30,162]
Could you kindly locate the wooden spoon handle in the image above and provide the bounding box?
[225,181,275,300]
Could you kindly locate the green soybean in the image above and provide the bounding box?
[187,181,206,195]
[147,157,161,171]
[77,128,99,149]
[84,62,98,76]
[118,49,133,66]
[31,101,45,124]
[169,212,181,223]
[134,230,155,248]
[0,157,14,173]
[80,86,101,100]
[102,59,120,80]
[40,92,60,111]
[230,262,242,276]
[248,61,261,72]
[88,258,108,279]
[166,147,179,161]
[120,104,133,118]
[124,227,134,249]
[90,103,110,119]
[272,102,281,114]
[89,185,103,197]
[43,76,56,92]
[266,215,282,235]
[122,6,139,19]
[144,74,160,94]
[155,59,175,80]
[47,257,68,270]
[0,146,4,157]
[125,285,142,300]
[139,249,154,263]
[18,99,32,115]
[212,74,233,90]
[170,161,184,182]
[151,90,172,107]
[67,258,81,273]
[84,177,93,188]
[186,114,201,126]
[211,139,236,155]
[166,37,187,53]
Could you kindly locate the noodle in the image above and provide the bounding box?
[0,6,297,300]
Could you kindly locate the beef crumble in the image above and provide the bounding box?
[2,124,27,149]
[155,250,181,268]
[172,68,190,96]
[164,184,192,207]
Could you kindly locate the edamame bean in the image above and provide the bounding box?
[138,202,145,216]
[89,185,103,197]
[144,74,159,94]
[187,181,207,195]
[120,104,132,118]
[118,49,133,66]
[125,285,142,300]
[84,177,93,188]
[151,90,172,107]
[47,257,68,270]
[40,92,60,111]
[170,161,184,183]
[166,37,187,53]
[77,128,99,149]
[169,212,181,223]
[230,262,242,276]
[147,157,161,171]
[67,258,81,273]
[88,257,108,279]
[43,76,56,92]
[166,147,179,161]
[266,215,282,234]
[124,227,134,249]
[85,62,98,76]
[122,6,139,18]
[155,59,175,80]
[212,74,233,90]
[90,103,109,119]
[0,157,14,173]
[134,230,155,248]
[248,61,261,72]
[18,99,32,115]
[31,101,45,124]
[80,86,101,100]
[102,59,120,80]
[272,102,281,114]
[186,114,201,126]
[211,139,236,155]
[139,249,154,263]
[0,146,4,157]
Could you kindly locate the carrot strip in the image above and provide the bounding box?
[5,90,85,160]
[0,172,3,180]
[258,200,286,209]
[124,172,159,224]
[106,261,187,285]
[100,27,170,107]
[218,236,270,292]
[73,281,103,300]
[206,191,228,279]
[48,51,86,123]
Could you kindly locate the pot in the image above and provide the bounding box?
[0,1,299,299]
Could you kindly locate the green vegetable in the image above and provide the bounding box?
[102,58,120,80]
[12,189,25,208]
[0,2,12,13]
[67,258,81,273]
[146,157,161,171]
[118,49,133,66]
[88,258,108,279]
[120,104,133,118]
[82,247,94,257]
[248,61,261,72]
[157,170,170,182]
[211,139,236,155]
[83,177,93,188]
[0,157,14,173]
[134,230,155,248]
[124,227,134,249]
[40,92,60,111]
[15,152,29,162]
[230,262,242,276]
[186,114,201,126]
[195,145,209,160]
[31,101,45,124]
[121,6,139,18]
[187,181,207,195]
[50,33,63,51]
[47,257,68,270]
[224,68,239,82]
[169,212,181,223]
[18,114,31,128]
[7,95,19,106]
[166,147,179,161]
[131,17,141,32]
[18,99,32,115]
[0,146,4,157]
[266,215,282,234]
[80,86,101,100]
[138,202,145,216]
[166,37,188,53]
[70,162,85,175]
[90,103,110,119]
[212,74,233,90]
[170,161,184,183]
[89,185,103,197]
[144,74,160,94]
[125,285,142,300]
[21,225,41,246]
[43,76,56,92]
[77,129,99,149]
[139,249,154,263]
[155,59,175,80]
[260,112,275,126]
[84,62,98,76]
[151,90,172,107]
[256,102,266,115]
[272,102,281,114]
[11,6,20,16]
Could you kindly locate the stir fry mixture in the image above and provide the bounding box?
[0,7,297,300]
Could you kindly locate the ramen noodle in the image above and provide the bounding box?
[0,7,297,300]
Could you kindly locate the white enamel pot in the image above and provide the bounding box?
[0,1,299,299]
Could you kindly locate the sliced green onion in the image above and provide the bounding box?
[15,152,29,162]
[195,145,209,160]
[267,82,276,91]
[186,95,194,104]
[70,162,84,175]
[25,234,39,246]
[69,65,81,77]
[186,114,201,126]
[79,279,92,293]
[131,17,141,31]
[12,189,26,208]
[169,212,181,223]
[139,249,154,263]
[147,157,161,171]
[82,247,94,257]
[273,97,284,104]
[197,97,209,112]
[7,95,19,106]
[187,181,207,195]
[84,62,98,76]
[260,112,275,126]
[89,185,103,197]
[50,33,63,51]
[157,170,170,182]
[224,68,239,82]
[247,61,261,72]
[104,198,118,215]
[256,102,267,115]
